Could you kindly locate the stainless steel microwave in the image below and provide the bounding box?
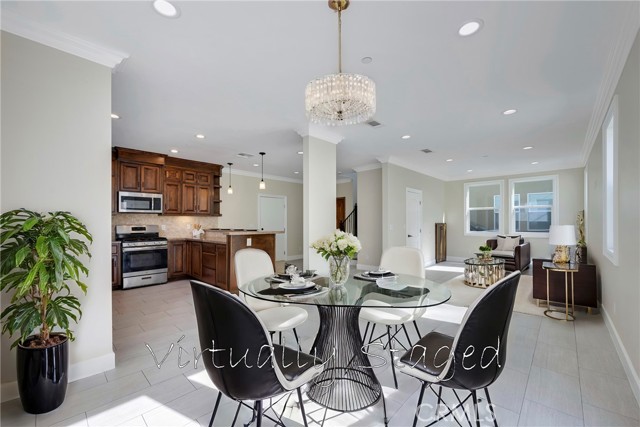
[118,192,163,214]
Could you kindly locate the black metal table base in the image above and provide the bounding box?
[307,304,384,414]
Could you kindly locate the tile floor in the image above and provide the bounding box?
[2,262,639,427]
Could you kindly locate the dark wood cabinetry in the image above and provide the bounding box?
[215,243,227,287]
[112,155,118,214]
[532,258,597,310]
[112,242,121,290]
[202,243,217,284]
[168,240,187,279]
[118,162,163,194]
[112,147,222,216]
[190,242,203,279]
[435,223,447,263]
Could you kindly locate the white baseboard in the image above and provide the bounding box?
[601,304,640,407]
[1,351,116,403]
[1,381,18,403]
[285,254,302,261]
[424,258,436,267]
[446,256,467,263]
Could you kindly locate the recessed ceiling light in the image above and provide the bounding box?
[446,159,453,162]
[195,134,205,139]
[481,155,489,158]
[338,171,342,174]
[361,57,373,64]
[531,161,539,165]
[170,149,178,153]
[294,171,300,174]
[467,169,473,173]
[401,135,411,140]
[153,0,180,18]
[503,109,517,115]
[110,113,120,119]
[253,163,259,167]
[297,151,303,155]
[458,20,483,37]
[523,146,533,150]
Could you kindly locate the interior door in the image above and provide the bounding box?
[258,195,287,261]
[336,197,346,229]
[406,188,423,249]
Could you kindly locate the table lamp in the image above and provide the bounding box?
[548,225,577,264]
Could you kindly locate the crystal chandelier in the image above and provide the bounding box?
[305,0,376,126]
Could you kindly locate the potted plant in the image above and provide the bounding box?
[478,244,492,260]
[0,209,92,414]
[311,230,361,286]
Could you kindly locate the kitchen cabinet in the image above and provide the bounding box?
[119,162,163,194]
[111,155,118,214]
[202,243,217,284]
[112,242,121,290]
[189,241,203,279]
[168,240,187,279]
[163,181,181,214]
[215,244,227,288]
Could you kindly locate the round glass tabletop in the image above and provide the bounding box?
[238,273,452,308]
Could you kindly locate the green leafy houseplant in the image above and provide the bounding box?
[479,245,492,253]
[0,209,92,348]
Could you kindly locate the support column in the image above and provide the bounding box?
[301,127,342,272]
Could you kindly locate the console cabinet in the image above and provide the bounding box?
[532,258,597,310]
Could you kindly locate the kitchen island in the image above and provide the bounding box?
[167,229,280,293]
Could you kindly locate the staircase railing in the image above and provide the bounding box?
[339,204,357,236]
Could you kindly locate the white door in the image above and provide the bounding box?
[258,195,287,261]
[406,188,422,249]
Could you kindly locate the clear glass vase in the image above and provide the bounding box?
[329,255,350,286]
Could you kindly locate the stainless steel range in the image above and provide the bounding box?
[115,225,168,289]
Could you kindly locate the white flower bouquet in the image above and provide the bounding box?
[311,230,361,260]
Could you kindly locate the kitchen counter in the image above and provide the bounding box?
[167,229,282,244]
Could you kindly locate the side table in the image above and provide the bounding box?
[543,262,579,321]
[464,257,505,288]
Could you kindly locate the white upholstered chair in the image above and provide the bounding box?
[359,246,426,388]
[234,248,308,349]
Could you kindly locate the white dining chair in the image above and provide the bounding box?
[235,248,308,350]
[359,246,426,388]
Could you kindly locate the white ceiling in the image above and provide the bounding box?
[1,1,633,181]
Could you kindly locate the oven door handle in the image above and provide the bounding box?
[122,245,168,252]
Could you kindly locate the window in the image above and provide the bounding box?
[509,176,558,236]
[464,181,503,235]
[603,95,618,264]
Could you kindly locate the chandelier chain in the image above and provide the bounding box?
[338,6,342,73]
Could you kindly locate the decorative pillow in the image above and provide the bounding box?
[496,235,521,251]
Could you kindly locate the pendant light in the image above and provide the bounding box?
[259,152,266,190]
[227,162,233,195]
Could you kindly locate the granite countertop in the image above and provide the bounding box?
[167,229,282,244]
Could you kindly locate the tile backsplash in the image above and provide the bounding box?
[112,214,219,239]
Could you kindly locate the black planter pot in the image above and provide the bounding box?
[17,335,69,414]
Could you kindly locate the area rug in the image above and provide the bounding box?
[441,274,545,317]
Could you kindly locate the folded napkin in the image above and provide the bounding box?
[354,271,397,282]
[258,285,323,296]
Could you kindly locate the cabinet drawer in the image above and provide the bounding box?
[202,267,216,285]
[202,252,216,270]
[202,243,216,254]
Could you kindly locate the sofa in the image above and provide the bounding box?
[486,237,531,272]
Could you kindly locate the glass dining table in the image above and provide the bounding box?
[239,272,452,421]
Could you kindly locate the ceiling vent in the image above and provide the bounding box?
[236,153,254,158]
[366,120,382,128]
[421,148,433,154]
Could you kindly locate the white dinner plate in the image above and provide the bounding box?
[279,281,316,290]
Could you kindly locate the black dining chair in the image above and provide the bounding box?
[398,271,521,427]
[190,280,324,427]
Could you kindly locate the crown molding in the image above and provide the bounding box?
[353,163,382,173]
[386,156,450,182]
[1,10,129,70]
[229,168,302,185]
[296,124,344,144]
[581,2,640,165]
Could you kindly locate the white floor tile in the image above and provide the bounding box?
[517,399,583,426]
[524,366,583,419]
[532,341,579,377]
[579,368,640,420]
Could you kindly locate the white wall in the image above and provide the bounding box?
[381,163,446,265]
[586,30,640,398]
[356,168,382,269]
[219,173,303,259]
[1,33,114,398]
[444,168,584,260]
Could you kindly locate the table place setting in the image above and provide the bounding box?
[354,268,398,281]
[259,265,327,298]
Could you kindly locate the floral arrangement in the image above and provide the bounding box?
[311,230,361,260]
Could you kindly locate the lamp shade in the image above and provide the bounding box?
[548,225,577,246]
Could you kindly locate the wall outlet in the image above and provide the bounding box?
[186,224,192,230]
[247,238,252,246]
[161,225,167,231]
